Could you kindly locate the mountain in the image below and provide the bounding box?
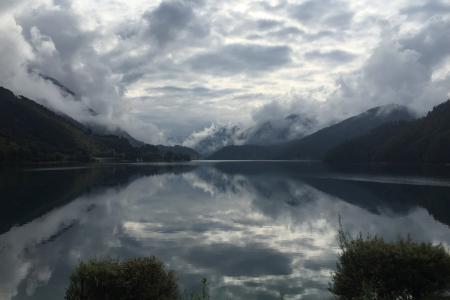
[0,87,198,163]
[88,124,145,147]
[208,145,280,160]
[326,100,450,164]
[40,74,77,98]
[156,145,201,160]
[245,113,317,145]
[0,164,198,234]
[208,104,416,160]
[280,104,416,160]
[184,124,246,156]
[185,113,317,155]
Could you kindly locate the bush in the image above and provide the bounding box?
[330,226,450,299]
[65,257,178,300]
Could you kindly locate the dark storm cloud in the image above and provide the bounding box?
[144,0,209,48]
[256,19,281,30]
[401,0,450,18]
[146,86,239,98]
[0,0,26,14]
[188,44,292,75]
[186,243,292,276]
[400,19,450,67]
[304,49,357,63]
[257,0,288,11]
[303,256,336,272]
[18,8,92,62]
[328,18,450,118]
[269,26,305,38]
[268,27,338,43]
[16,6,120,97]
[288,0,354,29]
[15,7,100,99]
[3,0,450,146]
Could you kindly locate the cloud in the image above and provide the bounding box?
[144,0,208,48]
[3,164,450,299]
[304,49,356,63]
[0,2,168,144]
[269,26,305,39]
[185,243,293,276]
[400,19,450,68]
[188,43,292,75]
[146,85,239,98]
[288,0,354,29]
[401,0,450,19]
[0,0,28,16]
[327,19,450,118]
[256,19,281,31]
[1,0,449,146]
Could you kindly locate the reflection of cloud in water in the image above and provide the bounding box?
[186,243,292,276]
[1,163,450,300]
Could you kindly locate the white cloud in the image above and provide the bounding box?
[0,0,448,144]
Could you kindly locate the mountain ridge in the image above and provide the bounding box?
[326,100,450,164]
[0,86,199,163]
[208,104,416,160]
[185,113,318,155]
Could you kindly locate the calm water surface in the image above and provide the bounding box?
[2,161,450,300]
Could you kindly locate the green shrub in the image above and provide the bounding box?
[65,257,178,300]
[330,226,450,299]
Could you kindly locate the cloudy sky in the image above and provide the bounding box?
[0,0,449,144]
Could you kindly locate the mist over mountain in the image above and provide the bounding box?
[39,74,77,99]
[246,113,317,144]
[1,1,449,146]
[33,75,155,149]
[281,104,416,160]
[184,113,318,155]
[2,2,450,299]
[0,87,198,163]
[183,124,245,156]
[208,104,416,160]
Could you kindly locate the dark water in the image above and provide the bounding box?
[2,161,450,300]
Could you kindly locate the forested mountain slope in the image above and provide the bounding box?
[0,87,198,163]
[326,100,450,164]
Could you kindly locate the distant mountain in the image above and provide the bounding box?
[326,100,450,164]
[208,145,280,160]
[156,145,201,160]
[245,113,317,145]
[280,104,416,160]
[185,113,317,155]
[208,104,416,160]
[0,87,198,163]
[184,124,246,156]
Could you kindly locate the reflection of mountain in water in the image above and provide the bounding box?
[210,161,450,228]
[0,164,197,234]
[304,178,450,227]
[2,161,450,300]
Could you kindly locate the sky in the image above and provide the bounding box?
[0,0,449,144]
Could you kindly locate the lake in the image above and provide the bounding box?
[2,161,450,300]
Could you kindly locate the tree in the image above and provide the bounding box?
[65,257,178,300]
[330,224,450,299]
